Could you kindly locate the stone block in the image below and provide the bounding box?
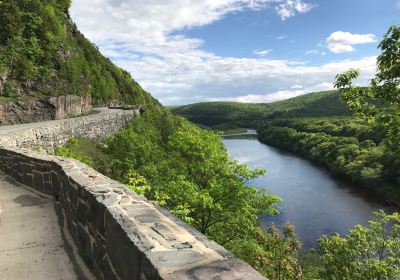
[33,171,44,191]
[105,209,142,280]
[22,173,33,188]
[88,195,106,236]
[101,256,120,280]
[145,250,206,271]
[77,223,94,269]
[77,200,87,224]
[51,171,61,196]
[162,258,266,280]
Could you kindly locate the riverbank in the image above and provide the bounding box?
[219,128,399,209]
[222,128,257,137]
[256,134,400,209]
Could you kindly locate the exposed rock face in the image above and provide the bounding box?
[0,99,55,125]
[49,94,92,120]
[0,95,93,126]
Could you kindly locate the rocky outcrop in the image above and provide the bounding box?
[49,94,92,120]
[0,94,93,126]
[0,99,55,125]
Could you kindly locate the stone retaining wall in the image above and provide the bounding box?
[0,108,134,150]
[0,147,265,279]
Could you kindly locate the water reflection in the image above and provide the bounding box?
[223,138,392,248]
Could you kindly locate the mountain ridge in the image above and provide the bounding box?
[171,90,352,128]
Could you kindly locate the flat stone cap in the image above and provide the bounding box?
[164,258,266,280]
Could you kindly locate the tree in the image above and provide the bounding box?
[334,24,400,150]
[318,210,400,280]
[165,123,280,241]
[230,224,303,280]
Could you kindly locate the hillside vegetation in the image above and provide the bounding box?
[258,117,400,203]
[0,0,158,106]
[172,90,352,129]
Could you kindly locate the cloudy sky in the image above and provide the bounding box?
[70,0,399,105]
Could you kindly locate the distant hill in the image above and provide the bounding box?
[171,90,352,128]
[0,1,159,107]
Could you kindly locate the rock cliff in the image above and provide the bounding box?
[0,95,92,125]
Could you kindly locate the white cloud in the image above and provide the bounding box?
[305,49,326,55]
[208,81,334,103]
[209,90,305,103]
[276,35,287,40]
[253,49,272,57]
[70,1,375,105]
[115,53,376,104]
[291,84,303,89]
[276,0,316,21]
[325,31,377,53]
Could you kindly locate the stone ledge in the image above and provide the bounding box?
[0,146,266,279]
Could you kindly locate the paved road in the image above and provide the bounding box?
[0,107,126,133]
[0,171,93,280]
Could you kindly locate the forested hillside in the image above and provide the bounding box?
[172,90,352,129]
[258,117,400,204]
[0,0,158,106]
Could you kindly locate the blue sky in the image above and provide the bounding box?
[71,0,399,105]
[184,0,396,62]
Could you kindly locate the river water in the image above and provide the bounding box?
[223,134,392,248]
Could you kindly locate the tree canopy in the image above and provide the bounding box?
[334,24,400,151]
[318,211,400,280]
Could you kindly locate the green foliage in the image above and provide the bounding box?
[55,138,92,166]
[230,225,303,280]
[299,249,326,280]
[2,80,17,97]
[334,24,400,151]
[318,210,400,280]
[172,90,351,128]
[0,0,158,107]
[123,170,151,196]
[257,117,400,204]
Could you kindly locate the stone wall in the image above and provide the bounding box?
[0,108,134,151]
[0,94,93,126]
[0,147,265,280]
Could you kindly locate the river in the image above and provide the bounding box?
[223,133,392,248]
